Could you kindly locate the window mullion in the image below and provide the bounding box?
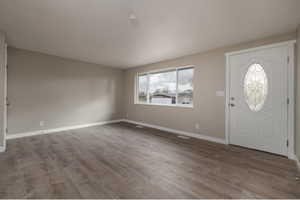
[176,69,178,105]
[136,75,138,104]
[147,73,150,104]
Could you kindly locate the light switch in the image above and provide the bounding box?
[216,91,225,97]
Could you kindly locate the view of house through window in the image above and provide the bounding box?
[137,67,194,106]
[178,68,194,105]
[150,70,177,104]
[138,75,147,103]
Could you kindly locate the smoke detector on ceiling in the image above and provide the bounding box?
[128,12,137,20]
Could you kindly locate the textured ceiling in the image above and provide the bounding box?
[0,0,299,68]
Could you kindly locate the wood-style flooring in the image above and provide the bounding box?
[0,122,299,199]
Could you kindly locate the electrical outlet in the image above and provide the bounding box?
[126,113,129,118]
[40,121,45,127]
[195,123,200,130]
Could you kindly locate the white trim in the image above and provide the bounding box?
[225,40,296,57]
[225,40,295,159]
[176,68,179,104]
[6,119,123,140]
[0,32,6,152]
[293,154,300,172]
[3,42,7,152]
[123,119,226,144]
[225,54,230,145]
[137,65,195,76]
[4,119,227,150]
[287,42,295,159]
[135,102,193,108]
[135,65,195,107]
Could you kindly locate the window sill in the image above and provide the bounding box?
[134,103,194,108]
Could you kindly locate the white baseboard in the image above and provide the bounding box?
[294,155,300,172]
[6,119,123,140]
[122,119,226,144]
[4,118,298,167]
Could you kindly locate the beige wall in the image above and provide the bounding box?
[7,48,124,135]
[5,31,298,146]
[124,32,296,140]
[296,25,300,161]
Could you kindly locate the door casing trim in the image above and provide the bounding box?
[225,40,296,159]
[0,32,6,152]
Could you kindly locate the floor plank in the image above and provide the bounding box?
[0,122,299,199]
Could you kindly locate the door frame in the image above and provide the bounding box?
[225,40,296,159]
[0,33,7,153]
[2,43,7,152]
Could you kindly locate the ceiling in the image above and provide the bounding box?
[0,0,299,68]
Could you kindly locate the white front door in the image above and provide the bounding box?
[227,45,290,156]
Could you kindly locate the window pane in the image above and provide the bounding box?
[138,75,147,103]
[244,63,268,112]
[149,70,176,104]
[178,68,193,105]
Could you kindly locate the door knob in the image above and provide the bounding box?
[230,103,235,107]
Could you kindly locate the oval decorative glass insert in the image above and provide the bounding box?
[244,63,268,112]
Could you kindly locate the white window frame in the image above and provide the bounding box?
[135,65,194,108]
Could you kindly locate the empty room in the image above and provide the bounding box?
[0,0,300,199]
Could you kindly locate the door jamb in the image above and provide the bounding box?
[225,40,296,159]
[3,43,7,152]
[0,33,6,153]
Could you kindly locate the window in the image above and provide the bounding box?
[136,66,194,106]
[138,75,147,103]
[244,63,268,112]
[149,70,177,105]
[178,68,193,105]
